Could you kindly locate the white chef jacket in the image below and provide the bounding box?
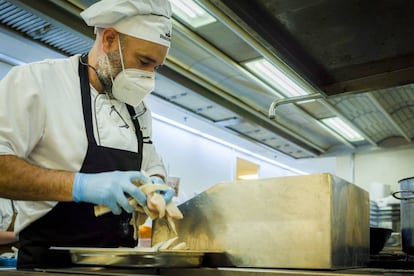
[0,55,166,233]
[0,198,14,231]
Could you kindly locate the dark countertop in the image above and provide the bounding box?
[0,267,159,275]
[2,267,414,276]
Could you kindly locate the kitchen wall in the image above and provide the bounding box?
[336,147,414,198]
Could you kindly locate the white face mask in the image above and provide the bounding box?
[110,37,155,107]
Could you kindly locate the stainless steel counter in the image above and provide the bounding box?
[162,267,414,276]
[2,267,414,276]
[0,267,159,275]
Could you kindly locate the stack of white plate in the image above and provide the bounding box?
[370,200,401,249]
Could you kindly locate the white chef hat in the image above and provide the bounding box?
[80,0,172,48]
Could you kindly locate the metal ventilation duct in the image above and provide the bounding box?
[0,0,93,55]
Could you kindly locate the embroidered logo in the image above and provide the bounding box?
[160,31,171,42]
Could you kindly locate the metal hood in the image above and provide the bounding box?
[1,0,414,160]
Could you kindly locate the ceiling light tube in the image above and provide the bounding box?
[170,0,216,28]
[172,0,199,17]
[245,58,309,98]
[321,117,364,142]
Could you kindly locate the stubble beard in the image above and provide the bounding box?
[95,50,123,98]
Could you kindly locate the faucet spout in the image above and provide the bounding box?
[268,94,325,119]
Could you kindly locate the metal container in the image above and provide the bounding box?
[392,177,414,254]
[153,173,370,269]
[370,227,393,254]
[49,247,205,268]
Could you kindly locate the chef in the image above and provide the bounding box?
[0,0,174,269]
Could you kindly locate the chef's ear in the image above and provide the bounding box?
[101,28,118,52]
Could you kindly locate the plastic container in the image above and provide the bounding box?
[138,225,152,248]
[0,256,16,267]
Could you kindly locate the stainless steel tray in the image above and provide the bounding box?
[50,247,205,268]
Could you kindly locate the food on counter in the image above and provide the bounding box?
[130,183,183,239]
[171,242,188,250]
[148,193,166,218]
[152,236,188,251]
[159,236,178,250]
[130,208,147,240]
[87,176,188,252]
[93,180,184,240]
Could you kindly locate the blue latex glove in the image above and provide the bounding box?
[72,171,151,215]
[150,176,175,204]
[150,176,165,184]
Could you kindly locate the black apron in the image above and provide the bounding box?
[17,55,144,269]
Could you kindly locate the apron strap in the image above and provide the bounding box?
[126,105,144,168]
[78,54,97,146]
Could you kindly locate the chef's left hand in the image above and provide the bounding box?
[150,176,165,184]
[150,176,175,204]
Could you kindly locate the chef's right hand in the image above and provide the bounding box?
[72,171,151,215]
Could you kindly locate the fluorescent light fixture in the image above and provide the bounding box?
[322,117,364,142]
[170,0,216,28]
[238,174,259,180]
[245,58,309,97]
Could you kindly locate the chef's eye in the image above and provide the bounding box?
[139,60,150,66]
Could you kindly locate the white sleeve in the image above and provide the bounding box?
[139,103,167,179]
[0,199,14,231]
[0,65,46,158]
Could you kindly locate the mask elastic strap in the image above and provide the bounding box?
[105,54,115,83]
[117,35,126,71]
